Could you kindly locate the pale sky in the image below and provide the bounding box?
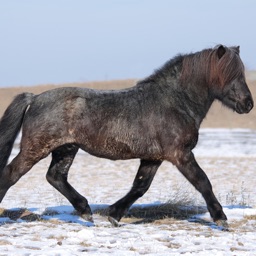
[0,0,255,87]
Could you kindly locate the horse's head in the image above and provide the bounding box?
[212,45,253,114]
[220,72,253,114]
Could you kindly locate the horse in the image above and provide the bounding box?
[0,45,253,228]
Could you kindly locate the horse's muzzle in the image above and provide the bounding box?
[236,96,254,114]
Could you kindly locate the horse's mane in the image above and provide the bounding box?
[180,45,245,87]
[138,45,244,89]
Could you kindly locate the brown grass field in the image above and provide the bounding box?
[0,76,256,129]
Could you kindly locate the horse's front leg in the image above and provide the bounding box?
[108,159,162,226]
[173,151,227,226]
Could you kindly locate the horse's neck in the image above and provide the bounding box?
[134,77,214,129]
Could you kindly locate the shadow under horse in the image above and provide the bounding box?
[0,45,253,229]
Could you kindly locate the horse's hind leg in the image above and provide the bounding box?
[46,144,93,222]
[108,160,162,226]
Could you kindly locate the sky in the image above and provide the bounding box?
[0,0,255,87]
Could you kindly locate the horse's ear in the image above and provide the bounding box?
[217,45,226,59]
[229,46,240,54]
[235,46,240,54]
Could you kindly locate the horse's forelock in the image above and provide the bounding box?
[209,46,244,87]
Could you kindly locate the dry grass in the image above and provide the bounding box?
[244,214,256,220]
[0,208,41,222]
[125,203,206,223]
[124,189,205,222]
[94,189,207,224]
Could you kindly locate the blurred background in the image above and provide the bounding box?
[0,0,255,87]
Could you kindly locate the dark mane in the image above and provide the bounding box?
[139,45,244,89]
[180,45,244,87]
[137,54,184,85]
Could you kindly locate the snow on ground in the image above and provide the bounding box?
[0,129,256,255]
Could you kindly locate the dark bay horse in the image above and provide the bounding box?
[0,45,253,228]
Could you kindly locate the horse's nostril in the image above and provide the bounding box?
[246,99,253,111]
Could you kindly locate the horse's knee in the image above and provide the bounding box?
[132,176,153,197]
[133,185,150,198]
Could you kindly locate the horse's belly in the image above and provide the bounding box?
[79,136,162,161]
[79,139,136,160]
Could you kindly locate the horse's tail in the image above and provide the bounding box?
[0,92,34,172]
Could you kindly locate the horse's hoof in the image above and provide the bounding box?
[81,213,94,223]
[215,220,229,231]
[108,216,120,227]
